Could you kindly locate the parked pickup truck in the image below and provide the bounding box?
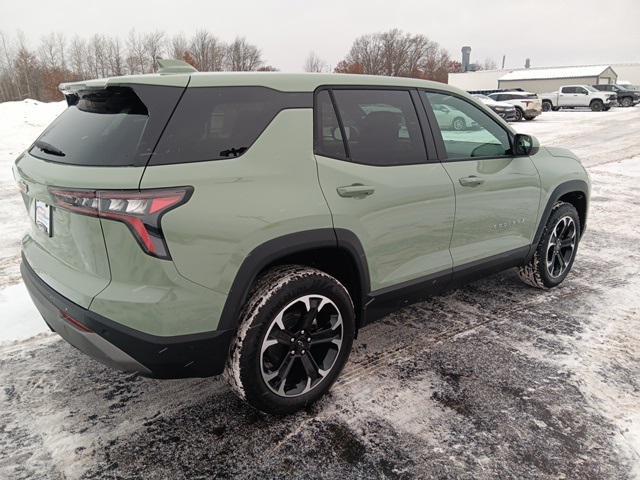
[592,84,640,107]
[540,85,617,112]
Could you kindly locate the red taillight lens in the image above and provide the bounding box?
[49,187,192,260]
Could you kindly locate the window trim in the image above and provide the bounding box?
[313,85,436,167]
[418,88,520,163]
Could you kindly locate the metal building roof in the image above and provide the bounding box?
[499,65,613,81]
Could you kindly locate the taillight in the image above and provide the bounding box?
[49,187,192,260]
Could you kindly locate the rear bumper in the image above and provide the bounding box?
[21,255,234,379]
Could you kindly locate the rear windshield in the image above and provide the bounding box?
[30,86,183,167]
[149,87,311,165]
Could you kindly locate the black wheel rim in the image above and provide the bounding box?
[546,216,577,278]
[260,294,343,397]
[516,109,523,121]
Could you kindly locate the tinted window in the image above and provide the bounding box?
[561,87,576,94]
[330,89,427,166]
[423,91,511,160]
[152,87,309,165]
[576,87,588,94]
[30,86,182,167]
[315,90,347,159]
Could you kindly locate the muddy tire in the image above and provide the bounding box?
[518,202,581,289]
[224,265,355,415]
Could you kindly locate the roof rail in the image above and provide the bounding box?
[157,59,198,74]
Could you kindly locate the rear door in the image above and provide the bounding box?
[558,86,578,107]
[14,81,186,307]
[420,90,540,268]
[314,88,455,292]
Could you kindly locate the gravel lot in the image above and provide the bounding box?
[1,104,639,479]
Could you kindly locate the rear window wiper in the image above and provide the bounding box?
[33,140,66,157]
[219,147,248,157]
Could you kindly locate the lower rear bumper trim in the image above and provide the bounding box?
[21,254,234,379]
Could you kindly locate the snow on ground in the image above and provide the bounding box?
[0,100,65,341]
[1,102,640,479]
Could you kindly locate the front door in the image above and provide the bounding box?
[314,88,455,292]
[421,91,541,268]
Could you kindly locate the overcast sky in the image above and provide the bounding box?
[2,0,639,72]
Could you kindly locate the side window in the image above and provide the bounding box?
[151,87,308,165]
[315,90,347,159]
[422,91,511,160]
[576,87,588,95]
[561,87,575,94]
[330,89,427,166]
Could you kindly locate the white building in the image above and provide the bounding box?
[449,62,640,92]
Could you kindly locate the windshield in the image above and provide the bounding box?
[584,86,598,92]
[472,94,491,100]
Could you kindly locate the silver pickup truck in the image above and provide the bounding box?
[540,85,617,112]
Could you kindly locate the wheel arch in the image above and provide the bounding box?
[527,180,589,262]
[217,228,370,332]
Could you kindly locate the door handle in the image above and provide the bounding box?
[458,175,484,187]
[336,184,375,198]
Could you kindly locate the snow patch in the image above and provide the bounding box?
[0,282,50,345]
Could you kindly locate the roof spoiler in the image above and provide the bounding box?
[157,59,198,74]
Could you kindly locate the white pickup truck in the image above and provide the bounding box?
[540,85,617,112]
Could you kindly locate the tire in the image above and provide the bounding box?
[524,116,535,121]
[517,202,581,289]
[590,100,604,112]
[514,108,524,121]
[224,265,355,415]
[621,97,632,107]
[452,116,466,131]
[542,100,552,112]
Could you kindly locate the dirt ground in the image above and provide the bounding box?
[1,106,639,479]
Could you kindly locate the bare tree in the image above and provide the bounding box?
[0,29,282,101]
[225,37,262,71]
[144,30,165,72]
[303,51,326,72]
[106,37,124,76]
[190,29,226,71]
[69,36,86,79]
[170,33,188,60]
[15,32,40,99]
[0,30,21,100]
[126,29,146,74]
[38,33,62,70]
[335,29,452,82]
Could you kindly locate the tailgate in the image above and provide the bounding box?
[15,153,144,308]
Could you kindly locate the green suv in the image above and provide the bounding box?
[15,63,590,414]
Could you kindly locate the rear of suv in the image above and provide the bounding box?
[16,63,590,414]
[487,91,542,121]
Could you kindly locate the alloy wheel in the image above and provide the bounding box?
[260,294,343,397]
[546,216,577,278]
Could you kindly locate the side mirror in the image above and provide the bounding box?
[513,133,539,156]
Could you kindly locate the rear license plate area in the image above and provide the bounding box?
[35,200,52,237]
